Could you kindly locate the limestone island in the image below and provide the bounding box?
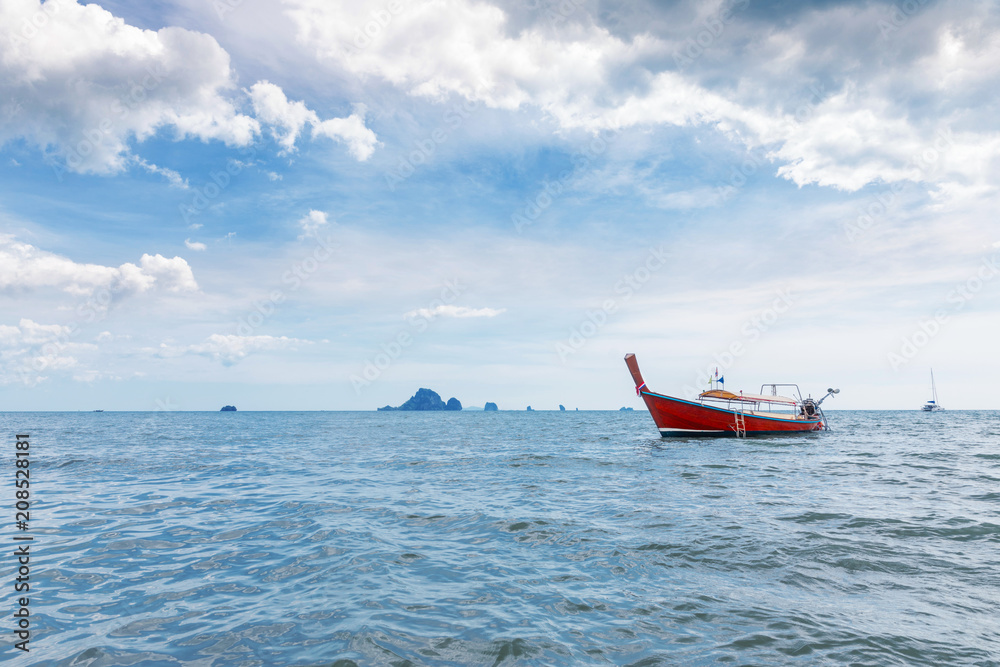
[484,402,498,411]
[220,405,237,412]
[378,388,462,411]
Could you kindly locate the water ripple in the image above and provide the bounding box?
[2,409,998,665]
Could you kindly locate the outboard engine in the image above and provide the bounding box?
[802,399,818,417]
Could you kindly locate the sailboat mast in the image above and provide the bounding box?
[931,368,938,404]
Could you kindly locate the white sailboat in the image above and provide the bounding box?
[921,369,943,411]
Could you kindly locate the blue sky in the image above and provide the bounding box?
[1,0,998,410]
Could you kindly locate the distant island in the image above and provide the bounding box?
[484,402,498,411]
[378,388,462,411]
[220,405,237,412]
[559,405,565,411]
[619,407,634,411]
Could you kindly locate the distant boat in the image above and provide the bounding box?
[921,369,944,411]
[625,354,839,437]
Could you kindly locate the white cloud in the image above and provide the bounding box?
[404,305,506,319]
[0,0,260,175]
[0,235,198,297]
[135,158,189,188]
[297,209,329,238]
[312,105,379,160]
[249,81,379,159]
[163,333,311,366]
[248,80,316,153]
[73,369,121,383]
[185,239,208,251]
[284,0,1000,195]
[137,254,199,293]
[285,0,631,111]
[0,318,97,385]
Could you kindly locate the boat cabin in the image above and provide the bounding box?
[697,384,819,421]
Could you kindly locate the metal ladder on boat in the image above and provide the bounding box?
[733,407,746,438]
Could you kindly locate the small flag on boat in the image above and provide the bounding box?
[718,376,724,385]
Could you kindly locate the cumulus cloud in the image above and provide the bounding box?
[284,0,1000,194]
[249,81,379,159]
[404,305,506,319]
[0,318,97,385]
[248,80,316,153]
[0,1,378,174]
[285,0,628,111]
[0,0,260,175]
[161,333,311,366]
[297,209,330,238]
[312,108,380,161]
[0,235,198,297]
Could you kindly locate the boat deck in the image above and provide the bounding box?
[746,411,803,421]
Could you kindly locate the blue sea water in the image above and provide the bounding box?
[2,410,999,666]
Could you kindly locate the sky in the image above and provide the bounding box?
[1,0,998,411]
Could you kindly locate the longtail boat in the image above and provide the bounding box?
[624,353,838,437]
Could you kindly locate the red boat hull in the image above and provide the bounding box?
[624,353,824,437]
[639,390,823,437]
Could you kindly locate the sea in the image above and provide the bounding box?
[2,410,999,666]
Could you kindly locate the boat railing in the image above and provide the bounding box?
[698,393,805,418]
[759,383,804,401]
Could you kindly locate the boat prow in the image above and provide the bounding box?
[625,353,837,438]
